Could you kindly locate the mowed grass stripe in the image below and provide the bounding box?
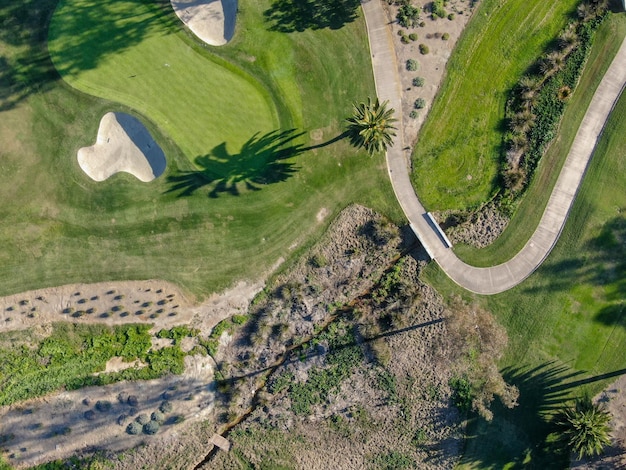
[412,0,579,210]
[48,0,278,162]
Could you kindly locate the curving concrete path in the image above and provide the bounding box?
[361,0,626,294]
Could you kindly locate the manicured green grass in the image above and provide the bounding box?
[411,0,580,210]
[0,0,401,299]
[454,13,626,266]
[422,61,626,467]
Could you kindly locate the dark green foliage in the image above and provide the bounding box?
[442,32,450,40]
[159,400,173,413]
[412,76,425,87]
[151,410,165,423]
[554,396,611,459]
[371,451,415,469]
[143,420,160,435]
[408,32,418,41]
[0,323,154,405]
[431,0,446,18]
[409,110,418,119]
[288,322,362,415]
[346,98,398,155]
[406,59,419,71]
[449,376,473,412]
[156,326,199,344]
[419,43,429,54]
[126,421,142,435]
[397,3,421,28]
[95,400,111,412]
[414,98,426,109]
[136,413,150,425]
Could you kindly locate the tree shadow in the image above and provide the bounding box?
[521,215,626,301]
[166,129,305,197]
[460,361,626,468]
[0,0,178,111]
[264,0,361,33]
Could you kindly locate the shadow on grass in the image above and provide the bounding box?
[49,0,179,78]
[264,0,361,32]
[460,361,626,469]
[522,215,626,303]
[0,0,177,111]
[166,129,347,197]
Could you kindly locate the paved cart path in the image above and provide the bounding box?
[361,0,626,294]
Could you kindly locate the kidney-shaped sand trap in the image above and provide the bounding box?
[78,112,166,182]
[171,0,237,46]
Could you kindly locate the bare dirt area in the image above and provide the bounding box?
[0,278,262,336]
[383,0,475,149]
[0,354,215,469]
[203,206,472,469]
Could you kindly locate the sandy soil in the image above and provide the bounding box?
[78,112,166,182]
[171,0,237,46]
[383,0,475,151]
[0,278,263,336]
[0,354,215,469]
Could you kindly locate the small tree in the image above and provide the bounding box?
[555,396,611,460]
[346,98,397,155]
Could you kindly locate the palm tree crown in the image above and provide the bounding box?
[556,396,612,460]
[346,98,397,155]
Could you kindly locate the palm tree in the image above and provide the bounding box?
[346,98,397,155]
[555,396,612,460]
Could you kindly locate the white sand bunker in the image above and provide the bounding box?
[171,0,237,46]
[78,112,166,182]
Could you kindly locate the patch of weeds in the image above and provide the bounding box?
[371,451,415,469]
[449,376,473,413]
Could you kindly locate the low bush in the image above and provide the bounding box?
[136,413,150,425]
[419,44,429,55]
[412,76,425,87]
[406,59,419,71]
[95,400,111,413]
[408,32,418,41]
[409,110,419,119]
[414,98,426,109]
[442,32,450,40]
[143,421,160,435]
[126,421,142,435]
[431,0,446,18]
[159,400,173,413]
[397,4,420,28]
[151,410,165,423]
[448,13,455,20]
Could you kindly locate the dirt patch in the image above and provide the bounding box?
[78,112,166,182]
[0,278,263,337]
[0,354,215,469]
[383,0,476,149]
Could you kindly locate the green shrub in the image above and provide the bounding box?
[126,421,142,435]
[309,253,327,268]
[397,4,421,28]
[412,76,425,87]
[406,59,419,71]
[442,32,450,40]
[136,413,150,425]
[95,400,111,413]
[151,410,165,423]
[419,43,429,55]
[414,98,426,109]
[401,34,410,44]
[159,400,173,413]
[409,110,419,119]
[432,0,446,18]
[449,376,473,412]
[408,32,418,41]
[448,13,455,20]
[143,421,160,435]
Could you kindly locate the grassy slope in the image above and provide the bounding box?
[0,0,401,299]
[454,14,626,266]
[411,0,579,210]
[422,30,626,464]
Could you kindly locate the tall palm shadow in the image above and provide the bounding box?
[167,129,307,198]
[264,0,361,32]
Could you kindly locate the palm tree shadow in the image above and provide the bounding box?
[167,129,310,198]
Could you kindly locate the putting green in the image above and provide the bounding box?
[48,0,278,163]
